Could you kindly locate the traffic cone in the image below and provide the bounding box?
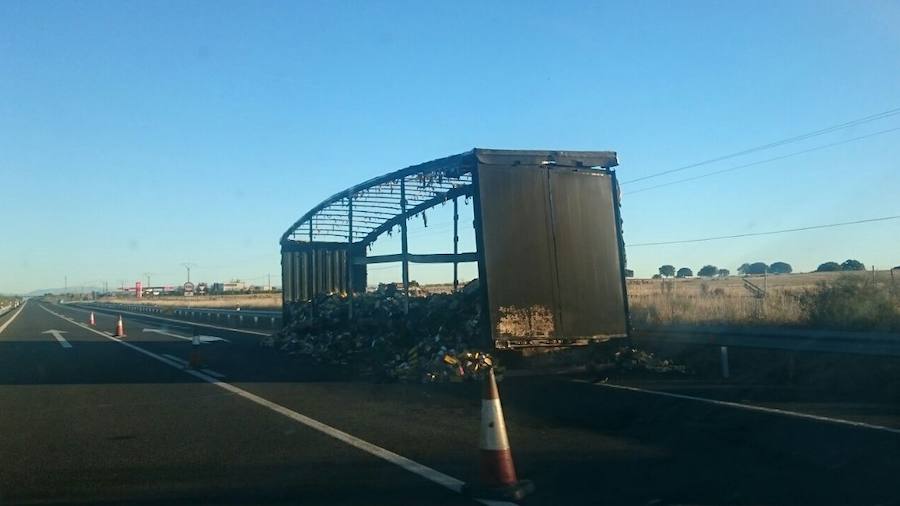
[189,330,202,369]
[113,315,126,337]
[89,312,95,326]
[463,368,534,501]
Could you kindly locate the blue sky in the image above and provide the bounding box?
[1,1,899,293]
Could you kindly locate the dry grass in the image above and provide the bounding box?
[628,271,899,329]
[628,288,805,327]
[102,293,281,310]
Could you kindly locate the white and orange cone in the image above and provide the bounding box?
[189,330,202,369]
[89,312,95,326]
[463,368,534,501]
[113,315,126,337]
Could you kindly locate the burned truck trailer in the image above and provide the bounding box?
[280,148,630,349]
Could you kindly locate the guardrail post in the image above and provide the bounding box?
[720,346,730,379]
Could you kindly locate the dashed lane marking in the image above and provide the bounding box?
[39,304,511,506]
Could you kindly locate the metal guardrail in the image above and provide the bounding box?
[634,324,900,379]
[0,301,22,318]
[634,325,900,357]
[171,307,281,329]
[80,302,282,330]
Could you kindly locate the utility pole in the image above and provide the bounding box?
[143,272,153,288]
[181,263,197,284]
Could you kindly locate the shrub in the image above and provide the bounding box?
[800,275,900,332]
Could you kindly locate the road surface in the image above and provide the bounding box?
[1,300,899,505]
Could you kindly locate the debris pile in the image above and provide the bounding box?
[264,281,497,382]
[612,346,687,374]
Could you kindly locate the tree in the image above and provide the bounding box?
[768,261,793,274]
[717,268,730,277]
[659,265,675,278]
[817,261,842,272]
[676,267,693,278]
[841,259,865,271]
[746,262,768,275]
[651,274,662,279]
[737,263,751,275]
[624,269,634,278]
[697,265,718,277]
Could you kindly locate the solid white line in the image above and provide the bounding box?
[201,368,227,379]
[161,354,226,379]
[38,304,513,506]
[161,354,189,367]
[0,300,27,334]
[574,380,900,435]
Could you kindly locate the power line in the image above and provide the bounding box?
[627,215,900,247]
[621,106,900,185]
[625,125,900,195]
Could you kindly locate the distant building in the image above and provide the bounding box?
[211,281,249,294]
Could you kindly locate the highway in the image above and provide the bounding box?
[1,300,899,505]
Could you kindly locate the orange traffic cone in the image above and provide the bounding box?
[189,330,202,369]
[89,312,95,326]
[113,315,126,337]
[463,368,534,501]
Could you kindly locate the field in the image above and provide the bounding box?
[628,270,899,330]
[101,293,282,310]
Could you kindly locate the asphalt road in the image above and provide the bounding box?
[1,300,899,505]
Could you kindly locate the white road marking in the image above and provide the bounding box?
[144,329,230,344]
[144,328,191,341]
[201,368,227,379]
[161,354,189,366]
[199,335,229,343]
[161,354,227,379]
[0,300,27,334]
[574,379,900,435]
[39,304,513,506]
[42,329,72,349]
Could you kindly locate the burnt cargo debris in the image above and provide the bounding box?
[265,282,500,382]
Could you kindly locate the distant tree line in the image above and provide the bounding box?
[647,258,869,279]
